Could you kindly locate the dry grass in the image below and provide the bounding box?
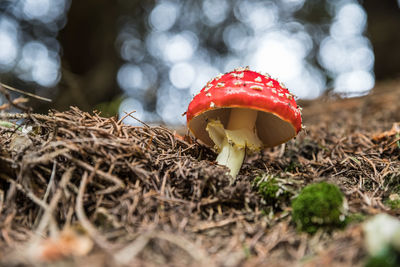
[0,80,399,266]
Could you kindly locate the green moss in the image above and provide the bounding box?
[384,175,400,194]
[365,246,400,267]
[95,95,124,117]
[383,176,400,210]
[343,212,368,228]
[253,174,291,206]
[385,199,400,210]
[345,212,367,225]
[393,184,400,194]
[242,244,251,259]
[284,161,300,172]
[291,182,346,234]
[258,179,279,201]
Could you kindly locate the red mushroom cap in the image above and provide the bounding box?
[186,68,302,148]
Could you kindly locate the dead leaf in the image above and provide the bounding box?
[9,134,33,153]
[372,122,400,141]
[32,227,93,262]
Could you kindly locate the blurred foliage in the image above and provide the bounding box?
[0,0,399,119]
[95,95,124,118]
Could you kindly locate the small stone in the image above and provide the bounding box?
[364,214,400,256]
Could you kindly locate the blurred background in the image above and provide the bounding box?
[0,0,399,125]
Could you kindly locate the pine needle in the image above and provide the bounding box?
[0,83,52,102]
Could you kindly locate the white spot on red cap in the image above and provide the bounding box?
[266,81,273,87]
[285,93,293,100]
[231,72,244,78]
[254,76,262,82]
[215,73,223,80]
[206,92,211,97]
[234,66,248,72]
[234,81,242,86]
[210,102,215,108]
[271,88,277,94]
[204,84,212,91]
[216,82,225,88]
[279,82,287,89]
[250,85,263,91]
[278,93,284,97]
[264,73,271,78]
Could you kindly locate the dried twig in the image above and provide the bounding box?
[76,172,113,250]
[1,83,52,102]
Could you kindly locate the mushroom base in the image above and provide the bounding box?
[216,137,245,179]
[206,114,262,180]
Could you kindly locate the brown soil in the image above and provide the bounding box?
[0,80,399,266]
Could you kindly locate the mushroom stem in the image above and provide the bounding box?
[216,137,245,179]
[227,108,258,131]
[215,108,259,179]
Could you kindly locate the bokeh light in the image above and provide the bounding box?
[0,0,70,87]
[169,62,195,89]
[0,0,378,125]
[319,1,374,96]
[149,1,179,32]
[234,1,278,31]
[117,64,145,92]
[0,17,19,71]
[115,0,376,125]
[163,32,198,63]
[248,29,322,99]
[202,0,229,26]
[17,41,60,87]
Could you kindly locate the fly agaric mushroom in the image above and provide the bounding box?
[186,67,303,179]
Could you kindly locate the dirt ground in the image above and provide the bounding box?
[0,79,399,266]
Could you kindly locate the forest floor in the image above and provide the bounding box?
[0,79,399,266]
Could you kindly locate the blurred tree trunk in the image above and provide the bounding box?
[48,0,122,112]
[363,0,400,80]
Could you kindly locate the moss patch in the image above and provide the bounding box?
[256,177,280,203]
[385,199,400,210]
[252,174,294,207]
[291,182,346,234]
[345,212,367,225]
[365,246,400,267]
